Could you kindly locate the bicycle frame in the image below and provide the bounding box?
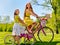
[40,23,46,36]
[19,33,33,41]
[19,18,47,41]
[37,18,47,36]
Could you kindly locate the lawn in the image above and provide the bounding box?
[0,32,60,45]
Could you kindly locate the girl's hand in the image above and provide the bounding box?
[37,16,41,20]
[35,15,39,18]
[22,23,27,27]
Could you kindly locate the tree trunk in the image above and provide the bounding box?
[55,7,59,34]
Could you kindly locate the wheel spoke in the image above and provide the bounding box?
[38,27,54,42]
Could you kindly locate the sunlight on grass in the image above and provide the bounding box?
[34,32,40,41]
[0,32,60,45]
[0,32,11,45]
[53,34,60,41]
[56,43,60,45]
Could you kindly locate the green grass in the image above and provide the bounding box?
[0,32,60,45]
[0,32,11,45]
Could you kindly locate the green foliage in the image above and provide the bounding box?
[0,27,2,32]
[45,0,60,33]
[0,22,14,32]
[46,12,56,31]
[0,32,60,45]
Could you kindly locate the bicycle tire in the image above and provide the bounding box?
[4,34,15,45]
[23,37,35,45]
[37,26,54,42]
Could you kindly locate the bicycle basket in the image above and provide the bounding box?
[41,20,46,27]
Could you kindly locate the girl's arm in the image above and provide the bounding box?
[30,11,38,18]
[28,10,39,18]
[18,18,26,26]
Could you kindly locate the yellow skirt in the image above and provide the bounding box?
[24,17,33,26]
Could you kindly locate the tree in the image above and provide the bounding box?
[51,0,60,34]
[3,16,10,31]
[3,16,10,23]
[31,0,60,34]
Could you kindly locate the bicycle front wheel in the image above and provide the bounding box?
[4,34,15,45]
[38,26,54,42]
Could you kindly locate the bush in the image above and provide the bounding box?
[0,23,14,32]
[0,27,3,32]
[8,27,13,32]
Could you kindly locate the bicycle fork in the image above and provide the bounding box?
[42,29,46,36]
[40,25,46,36]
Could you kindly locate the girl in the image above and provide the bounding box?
[24,3,39,34]
[12,9,26,45]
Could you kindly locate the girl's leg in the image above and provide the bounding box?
[34,24,40,33]
[27,25,32,33]
[27,22,37,34]
[34,24,40,32]
[15,36,20,45]
[30,22,37,33]
[13,35,16,44]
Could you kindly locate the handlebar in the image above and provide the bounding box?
[37,17,47,21]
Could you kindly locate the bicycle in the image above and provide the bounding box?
[27,17,54,42]
[4,29,36,45]
[4,16,54,45]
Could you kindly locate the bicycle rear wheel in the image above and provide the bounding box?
[23,37,35,45]
[38,26,54,42]
[4,34,15,45]
[23,34,36,45]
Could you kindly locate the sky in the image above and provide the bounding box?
[0,0,52,21]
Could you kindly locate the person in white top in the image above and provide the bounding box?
[12,9,26,45]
